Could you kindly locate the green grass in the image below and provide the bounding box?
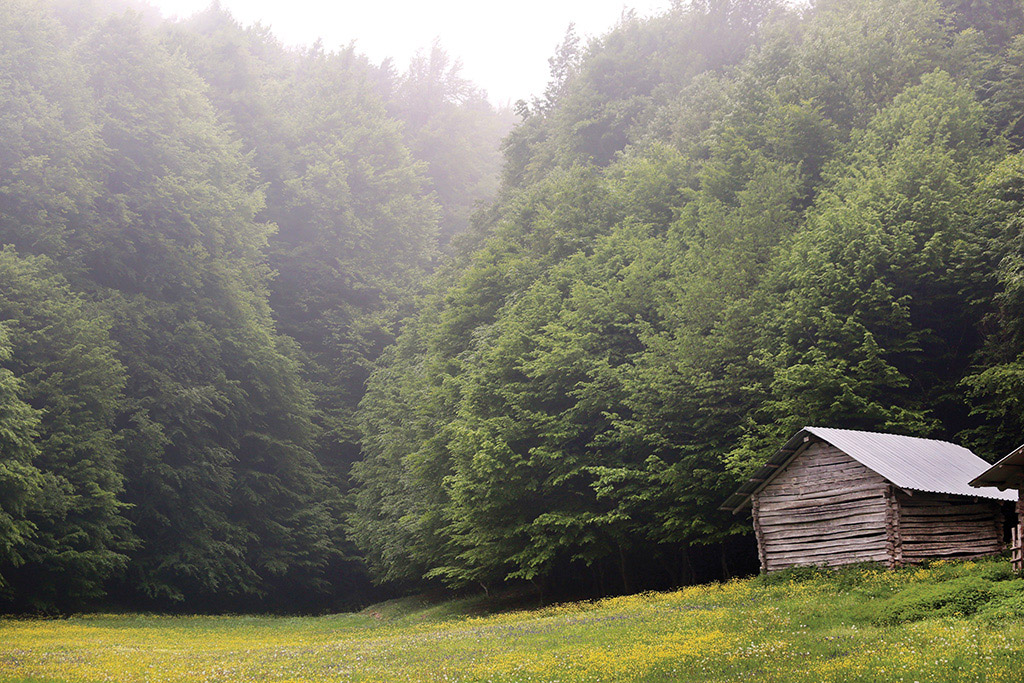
[2,559,1023,682]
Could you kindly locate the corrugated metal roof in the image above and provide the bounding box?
[805,427,1015,501]
[970,443,1024,491]
[721,426,1016,513]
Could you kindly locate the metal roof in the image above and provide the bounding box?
[970,443,1024,491]
[722,426,1017,513]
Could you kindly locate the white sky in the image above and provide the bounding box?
[146,0,674,106]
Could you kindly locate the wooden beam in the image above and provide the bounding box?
[1015,497,1023,573]
[885,483,903,568]
[752,494,767,574]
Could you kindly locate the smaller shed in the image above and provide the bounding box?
[970,444,1024,572]
[722,427,1017,573]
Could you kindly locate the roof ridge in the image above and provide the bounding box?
[806,425,961,446]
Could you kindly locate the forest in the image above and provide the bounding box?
[2,0,1024,613]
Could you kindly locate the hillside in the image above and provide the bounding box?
[4,0,1024,614]
[0,0,508,612]
[1,558,1023,682]
[352,0,1024,597]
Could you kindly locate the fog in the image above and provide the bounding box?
[147,0,673,104]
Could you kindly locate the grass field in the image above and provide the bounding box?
[2,559,1024,683]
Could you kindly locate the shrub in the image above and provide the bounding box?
[873,577,1001,625]
[976,562,1016,583]
[750,565,828,588]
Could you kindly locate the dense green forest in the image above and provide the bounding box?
[349,0,1024,596]
[2,0,1024,613]
[0,0,509,611]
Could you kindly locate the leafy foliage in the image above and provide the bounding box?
[353,0,1024,597]
[0,0,502,610]
[873,576,1007,625]
[5,0,1024,612]
[0,250,130,610]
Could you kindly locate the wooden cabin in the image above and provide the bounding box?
[970,444,1024,572]
[722,427,1017,573]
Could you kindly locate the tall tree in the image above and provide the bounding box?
[734,71,999,464]
[962,153,1024,456]
[0,251,130,611]
[0,324,46,602]
[390,42,513,246]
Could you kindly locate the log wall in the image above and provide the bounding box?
[753,442,891,572]
[1014,497,1023,573]
[895,490,1005,564]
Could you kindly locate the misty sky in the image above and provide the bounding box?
[148,0,674,105]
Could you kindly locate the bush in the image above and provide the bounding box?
[750,565,829,587]
[750,562,890,590]
[977,592,1024,621]
[873,577,1002,625]
[976,562,1016,583]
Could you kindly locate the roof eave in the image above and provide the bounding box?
[969,443,1024,491]
[720,428,816,514]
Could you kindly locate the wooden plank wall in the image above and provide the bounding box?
[884,485,902,568]
[754,442,891,572]
[1014,497,1023,573]
[894,490,1005,564]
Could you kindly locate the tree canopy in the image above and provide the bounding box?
[3,0,1024,611]
[0,0,507,611]
[352,0,1024,595]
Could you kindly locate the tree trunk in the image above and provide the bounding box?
[680,545,694,586]
[618,544,632,595]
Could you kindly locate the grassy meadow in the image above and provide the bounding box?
[2,559,1024,683]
